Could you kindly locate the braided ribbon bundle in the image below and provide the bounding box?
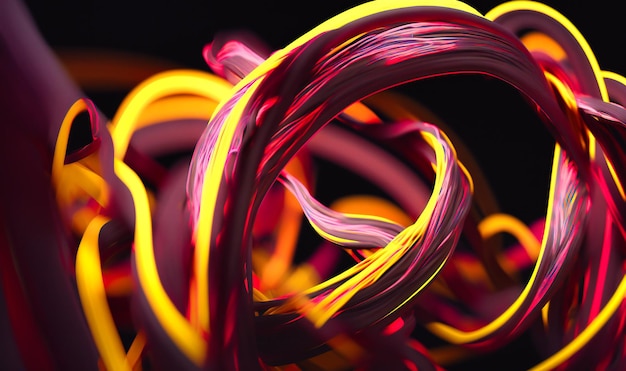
[1,0,625,370]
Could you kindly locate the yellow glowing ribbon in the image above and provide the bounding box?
[600,70,626,200]
[192,77,262,334]
[530,273,626,370]
[110,69,232,160]
[56,163,108,207]
[478,213,541,274]
[486,1,608,102]
[134,95,218,129]
[487,1,607,164]
[426,144,564,343]
[53,99,89,188]
[114,159,206,365]
[127,331,147,371]
[53,99,109,233]
[520,31,567,61]
[76,215,131,371]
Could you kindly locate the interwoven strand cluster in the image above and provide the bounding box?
[1,1,625,370]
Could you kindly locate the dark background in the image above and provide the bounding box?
[21,1,626,74]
